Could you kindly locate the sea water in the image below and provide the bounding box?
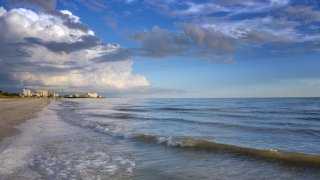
[1,98,320,179]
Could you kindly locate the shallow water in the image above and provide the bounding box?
[1,98,320,179]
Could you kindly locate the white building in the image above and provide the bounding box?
[22,89,32,97]
[34,89,48,97]
[86,92,98,98]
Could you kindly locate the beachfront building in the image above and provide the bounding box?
[22,89,32,97]
[64,92,101,98]
[49,92,59,98]
[34,89,49,98]
[86,92,98,98]
[22,89,59,98]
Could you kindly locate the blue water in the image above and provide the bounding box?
[66,98,320,155]
[52,98,320,179]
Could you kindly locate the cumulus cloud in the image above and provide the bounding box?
[0,7,150,91]
[12,60,149,90]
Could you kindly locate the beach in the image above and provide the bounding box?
[0,99,48,141]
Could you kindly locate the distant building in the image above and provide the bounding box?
[86,92,98,98]
[34,89,48,97]
[22,89,32,97]
[22,89,59,98]
[65,95,74,98]
[49,92,59,98]
[64,92,100,98]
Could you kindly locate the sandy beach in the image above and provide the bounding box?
[0,99,48,141]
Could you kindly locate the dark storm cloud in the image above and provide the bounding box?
[0,41,30,59]
[24,35,100,53]
[91,48,134,63]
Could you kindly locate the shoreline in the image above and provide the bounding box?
[0,98,49,142]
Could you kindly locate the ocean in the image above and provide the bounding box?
[1,98,320,179]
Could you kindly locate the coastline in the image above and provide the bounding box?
[0,98,49,142]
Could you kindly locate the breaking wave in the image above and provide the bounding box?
[62,115,320,167]
[57,99,320,168]
[136,135,320,167]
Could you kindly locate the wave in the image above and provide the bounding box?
[115,107,149,112]
[59,114,320,167]
[57,100,320,167]
[90,113,139,119]
[86,113,320,137]
[298,117,320,121]
[87,114,260,131]
[296,111,320,116]
[113,106,196,112]
[157,107,195,111]
[135,135,320,167]
[214,113,260,119]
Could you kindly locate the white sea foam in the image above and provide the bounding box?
[157,136,185,147]
[0,101,135,179]
[0,104,61,176]
[66,115,136,139]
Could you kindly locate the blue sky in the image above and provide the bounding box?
[0,0,319,97]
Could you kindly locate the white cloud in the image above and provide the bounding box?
[269,0,290,7]
[0,6,6,16]
[126,0,136,4]
[174,2,223,15]
[0,7,150,91]
[202,15,319,44]
[60,10,80,22]
[1,8,89,42]
[12,60,149,90]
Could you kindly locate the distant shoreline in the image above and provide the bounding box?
[0,98,49,142]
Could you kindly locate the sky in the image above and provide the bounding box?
[0,0,319,98]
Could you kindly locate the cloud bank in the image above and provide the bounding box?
[130,0,320,57]
[0,7,150,92]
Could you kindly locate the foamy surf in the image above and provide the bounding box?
[0,101,135,179]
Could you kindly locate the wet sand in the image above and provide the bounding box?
[0,99,48,141]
